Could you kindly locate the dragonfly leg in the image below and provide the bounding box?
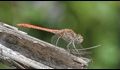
[72,41,80,54]
[55,36,61,46]
[66,41,72,53]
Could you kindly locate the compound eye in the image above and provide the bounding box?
[77,34,83,43]
[77,37,81,41]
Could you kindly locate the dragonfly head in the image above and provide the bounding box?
[75,34,84,44]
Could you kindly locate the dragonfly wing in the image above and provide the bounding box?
[51,35,70,48]
[51,35,58,46]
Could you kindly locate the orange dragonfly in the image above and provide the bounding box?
[17,23,83,53]
[17,23,100,55]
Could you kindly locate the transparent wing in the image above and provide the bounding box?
[51,35,59,46]
[51,35,68,48]
[51,35,91,58]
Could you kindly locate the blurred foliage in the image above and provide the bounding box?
[0,1,120,69]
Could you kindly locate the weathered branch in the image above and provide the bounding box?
[0,43,52,69]
[0,22,90,69]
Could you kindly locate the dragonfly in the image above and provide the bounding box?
[17,23,99,55]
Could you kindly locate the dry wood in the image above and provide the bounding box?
[0,22,90,69]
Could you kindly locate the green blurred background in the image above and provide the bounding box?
[0,1,120,69]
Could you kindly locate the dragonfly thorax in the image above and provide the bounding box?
[56,29,83,44]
